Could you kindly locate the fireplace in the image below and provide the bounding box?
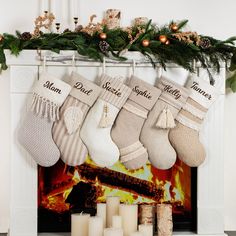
[8,50,226,236]
[38,157,197,232]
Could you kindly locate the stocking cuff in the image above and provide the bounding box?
[128,76,161,110]
[69,72,101,107]
[189,76,220,109]
[176,113,202,131]
[157,78,190,110]
[31,73,71,121]
[100,74,131,108]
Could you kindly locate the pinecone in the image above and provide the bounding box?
[199,37,211,49]
[20,32,32,40]
[75,25,83,33]
[99,40,110,53]
[63,28,71,33]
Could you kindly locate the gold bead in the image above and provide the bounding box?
[99,32,107,40]
[142,39,150,47]
[0,34,4,42]
[159,35,168,43]
[165,39,170,45]
[170,23,178,32]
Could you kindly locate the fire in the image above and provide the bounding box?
[38,156,191,214]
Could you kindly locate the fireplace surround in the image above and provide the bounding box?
[8,50,226,236]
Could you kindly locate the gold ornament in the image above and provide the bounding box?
[159,35,167,43]
[170,23,178,32]
[99,32,107,40]
[0,34,4,43]
[142,39,150,47]
[32,11,55,37]
[165,40,170,45]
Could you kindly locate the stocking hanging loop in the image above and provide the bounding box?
[102,57,106,74]
[43,56,47,72]
[71,55,76,72]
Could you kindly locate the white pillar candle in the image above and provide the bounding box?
[71,213,90,236]
[138,224,153,236]
[104,228,123,236]
[42,0,49,12]
[88,216,103,236]
[119,204,138,236]
[72,0,79,17]
[112,215,122,228]
[97,203,106,228]
[130,232,144,236]
[106,196,120,227]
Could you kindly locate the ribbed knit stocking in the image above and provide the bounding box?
[52,72,101,166]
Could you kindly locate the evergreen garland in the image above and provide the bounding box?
[1,19,236,89]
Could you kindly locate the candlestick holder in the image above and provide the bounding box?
[55,23,61,33]
[44,11,48,16]
[74,17,79,28]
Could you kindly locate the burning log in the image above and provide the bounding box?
[76,164,164,201]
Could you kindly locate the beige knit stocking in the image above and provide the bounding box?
[111,76,161,170]
[18,73,71,167]
[52,72,101,166]
[140,78,189,170]
[169,76,220,167]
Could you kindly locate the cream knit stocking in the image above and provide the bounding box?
[140,78,189,170]
[18,73,71,167]
[80,74,131,167]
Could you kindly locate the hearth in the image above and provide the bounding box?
[38,158,197,232]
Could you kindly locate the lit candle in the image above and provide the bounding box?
[119,204,138,236]
[130,232,144,236]
[72,0,79,17]
[106,196,120,227]
[88,216,103,236]
[71,213,90,236]
[138,224,153,236]
[104,228,123,236]
[112,215,122,228]
[97,203,106,228]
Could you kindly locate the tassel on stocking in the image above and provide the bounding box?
[156,108,176,129]
[99,104,113,128]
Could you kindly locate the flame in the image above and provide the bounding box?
[38,156,191,214]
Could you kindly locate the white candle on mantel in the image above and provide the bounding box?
[97,203,106,228]
[119,204,138,236]
[42,0,49,12]
[72,0,79,17]
[104,228,123,236]
[112,215,122,228]
[130,232,144,236]
[106,196,120,227]
[138,224,153,236]
[71,213,90,236]
[88,216,103,236]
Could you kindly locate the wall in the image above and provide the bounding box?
[0,0,235,232]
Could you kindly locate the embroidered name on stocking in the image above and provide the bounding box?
[191,82,212,100]
[43,81,62,94]
[163,84,181,100]
[102,82,122,97]
[132,86,152,99]
[74,82,93,95]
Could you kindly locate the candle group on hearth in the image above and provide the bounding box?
[71,196,163,236]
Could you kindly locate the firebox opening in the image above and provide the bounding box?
[38,157,197,232]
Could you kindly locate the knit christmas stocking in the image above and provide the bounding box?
[18,73,71,167]
[111,76,161,170]
[52,72,101,166]
[80,74,131,167]
[140,78,189,170]
[169,76,220,167]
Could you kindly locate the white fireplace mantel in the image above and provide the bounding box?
[7,50,226,236]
